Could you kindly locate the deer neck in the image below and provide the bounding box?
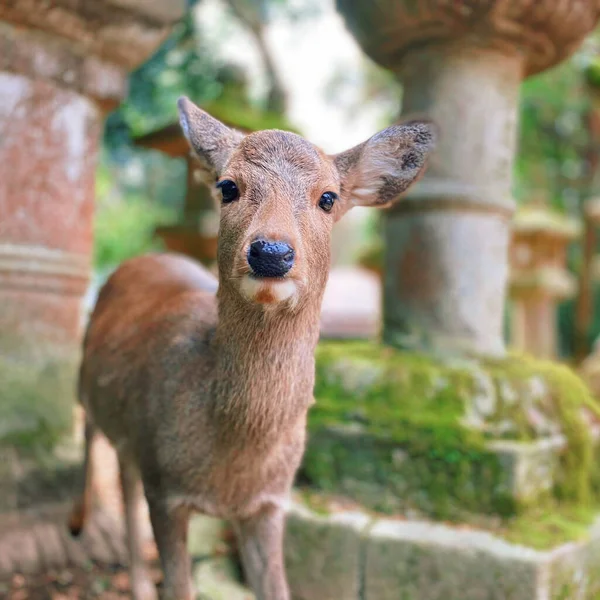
[211,285,323,447]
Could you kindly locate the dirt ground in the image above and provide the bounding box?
[0,538,162,600]
[0,563,162,600]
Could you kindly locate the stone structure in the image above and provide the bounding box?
[509,206,581,358]
[336,0,600,357]
[134,125,221,268]
[0,0,184,510]
[282,496,600,600]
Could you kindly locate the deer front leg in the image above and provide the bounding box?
[119,458,158,600]
[232,505,290,600]
[147,499,193,600]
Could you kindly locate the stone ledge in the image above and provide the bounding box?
[0,504,127,579]
[0,243,91,296]
[284,504,371,600]
[303,426,573,519]
[0,22,128,106]
[284,497,600,600]
[0,0,184,72]
[335,0,600,77]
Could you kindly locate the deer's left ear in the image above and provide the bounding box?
[178,96,244,178]
[332,121,437,213]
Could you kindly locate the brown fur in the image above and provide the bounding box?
[69,97,436,600]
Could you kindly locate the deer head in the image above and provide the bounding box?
[178,96,436,310]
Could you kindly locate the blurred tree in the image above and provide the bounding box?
[104,0,222,153]
[513,33,600,359]
[221,0,287,113]
[516,59,599,215]
[324,56,401,128]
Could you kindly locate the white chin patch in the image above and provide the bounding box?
[240,275,297,305]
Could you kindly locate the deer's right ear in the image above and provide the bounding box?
[332,120,437,214]
[177,96,244,177]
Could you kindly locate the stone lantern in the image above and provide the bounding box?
[335,0,600,357]
[509,206,581,358]
[134,124,220,269]
[0,0,184,510]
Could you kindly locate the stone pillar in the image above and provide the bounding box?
[335,0,600,357]
[0,0,183,510]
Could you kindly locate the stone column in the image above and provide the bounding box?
[336,0,600,357]
[0,0,183,510]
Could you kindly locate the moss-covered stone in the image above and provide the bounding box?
[0,348,78,451]
[301,342,600,520]
[0,342,82,512]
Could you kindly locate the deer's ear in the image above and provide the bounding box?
[332,120,437,211]
[178,96,244,178]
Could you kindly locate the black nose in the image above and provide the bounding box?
[247,239,295,278]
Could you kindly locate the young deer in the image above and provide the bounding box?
[69,96,435,600]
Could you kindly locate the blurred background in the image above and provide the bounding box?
[5,0,600,598]
[89,0,600,362]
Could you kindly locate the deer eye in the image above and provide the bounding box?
[318,191,337,213]
[217,180,239,203]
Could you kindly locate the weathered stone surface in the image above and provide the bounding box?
[0,70,97,503]
[0,0,184,541]
[364,520,542,600]
[0,74,100,254]
[381,46,519,357]
[31,522,67,569]
[284,503,371,600]
[336,0,600,77]
[0,506,127,577]
[546,521,600,600]
[0,23,128,107]
[0,0,184,73]
[488,438,562,505]
[284,498,600,600]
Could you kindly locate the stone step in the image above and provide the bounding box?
[0,505,126,579]
[283,496,600,600]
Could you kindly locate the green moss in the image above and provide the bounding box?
[303,341,600,521]
[0,352,77,451]
[498,502,597,550]
[484,354,599,504]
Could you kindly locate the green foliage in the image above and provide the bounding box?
[516,59,594,211]
[105,6,223,148]
[324,56,402,128]
[93,165,176,269]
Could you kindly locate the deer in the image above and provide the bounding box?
[68,96,436,600]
